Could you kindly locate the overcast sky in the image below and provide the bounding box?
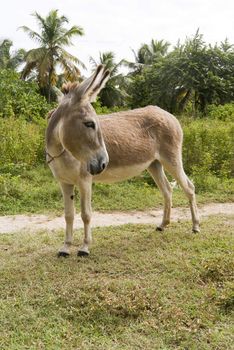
[0,0,233,74]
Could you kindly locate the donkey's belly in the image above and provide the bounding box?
[93,161,152,183]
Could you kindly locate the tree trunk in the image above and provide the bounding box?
[48,68,53,103]
[48,53,54,103]
[178,89,191,113]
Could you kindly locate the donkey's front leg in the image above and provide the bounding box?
[77,177,92,256]
[58,182,75,257]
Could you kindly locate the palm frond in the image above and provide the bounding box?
[89,56,98,69]
[8,48,26,69]
[58,57,81,82]
[56,26,84,46]
[19,26,43,44]
[56,47,86,69]
[21,61,37,79]
[24,47,47,62]
[32,11,47,31]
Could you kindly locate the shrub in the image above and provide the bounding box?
[0,69,51,123]
[92,98,127,115]
[0,117,45,173]
[207,103,234,121]
[182,119,234,178]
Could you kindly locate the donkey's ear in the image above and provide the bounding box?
[88,66,110,103]
[76,65,110,102]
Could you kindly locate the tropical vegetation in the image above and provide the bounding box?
[0,11,232,113]
[128,32,234,114]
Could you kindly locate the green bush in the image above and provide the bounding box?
[93,98,127,115]
[0,118,45,173]
[207,103,234,121]
[0,69,51,123]
[182,119,234,178]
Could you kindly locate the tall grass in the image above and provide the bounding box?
[182,119,234,178]
[0,117,45,172]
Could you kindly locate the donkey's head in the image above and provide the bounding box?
[60,65,110,175]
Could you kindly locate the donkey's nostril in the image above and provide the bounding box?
[88,158,107,175]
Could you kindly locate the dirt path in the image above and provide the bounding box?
[0,203,233,234]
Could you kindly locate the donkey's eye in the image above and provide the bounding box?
[84,121,95,129]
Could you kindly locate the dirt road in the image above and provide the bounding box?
[0,203,233,234]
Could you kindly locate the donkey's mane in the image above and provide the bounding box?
[61,82,79,95]
[47,82,80,120]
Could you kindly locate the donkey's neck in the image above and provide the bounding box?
[46,115,64,156]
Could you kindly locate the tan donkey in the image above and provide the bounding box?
[45,65,200,257]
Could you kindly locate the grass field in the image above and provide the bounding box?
[0,216,233,349]
[0,166,234,215]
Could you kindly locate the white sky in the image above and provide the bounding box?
[0,0,233,75]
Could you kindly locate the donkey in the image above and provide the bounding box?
[45,65,200,257]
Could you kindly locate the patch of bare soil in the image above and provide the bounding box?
[0,203,233,234]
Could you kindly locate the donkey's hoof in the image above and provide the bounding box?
[77,250,89,257]
[156,226,164,231]
[58,251,70,258]
[192,228,200,234]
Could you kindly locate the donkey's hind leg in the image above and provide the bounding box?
[58,182,75,257]
[163,160,200,233]
[148,160,172,231]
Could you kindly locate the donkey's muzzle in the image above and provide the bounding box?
[88,156,108,175]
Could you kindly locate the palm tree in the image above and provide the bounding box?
[125,39,170,73]
[20,9,85,102]
[90,51,126,107]
[0,39,25,70]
